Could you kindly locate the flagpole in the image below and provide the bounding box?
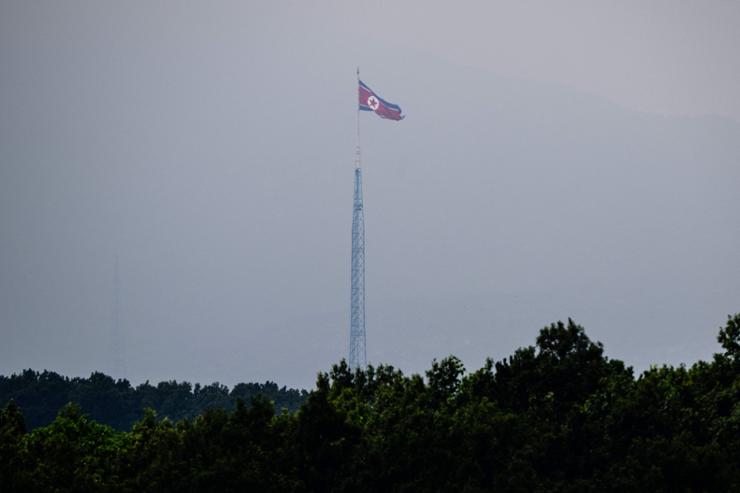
[356,66,361,170]
[350,66,367,370]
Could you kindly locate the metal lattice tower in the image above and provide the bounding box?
[349,166,366,370]
[110,254,127,378]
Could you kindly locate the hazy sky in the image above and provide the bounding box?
[1,1,739,389]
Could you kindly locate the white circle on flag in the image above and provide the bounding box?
[367,95,379,111]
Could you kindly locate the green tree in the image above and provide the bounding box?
[0,400,29,490]
[718,313,740,361]
[22,403,121,492]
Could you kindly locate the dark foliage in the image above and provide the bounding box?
[0,371,309,430]
[2,315,740,492]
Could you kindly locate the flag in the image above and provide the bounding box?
[359,80,404,121]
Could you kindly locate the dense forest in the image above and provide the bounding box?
[0,371,309,431]
[2,314,740,492]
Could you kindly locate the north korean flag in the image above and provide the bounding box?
[358,80,404,121]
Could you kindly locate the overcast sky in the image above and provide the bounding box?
[1,1,739,389]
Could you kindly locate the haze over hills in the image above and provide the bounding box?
[363,63,740,379]
[1,3,738,390]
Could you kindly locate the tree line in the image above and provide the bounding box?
[0,370,308,431]
[2,314,740,492]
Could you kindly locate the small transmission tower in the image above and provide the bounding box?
[349,166,366,370]
[110,254,127,378]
